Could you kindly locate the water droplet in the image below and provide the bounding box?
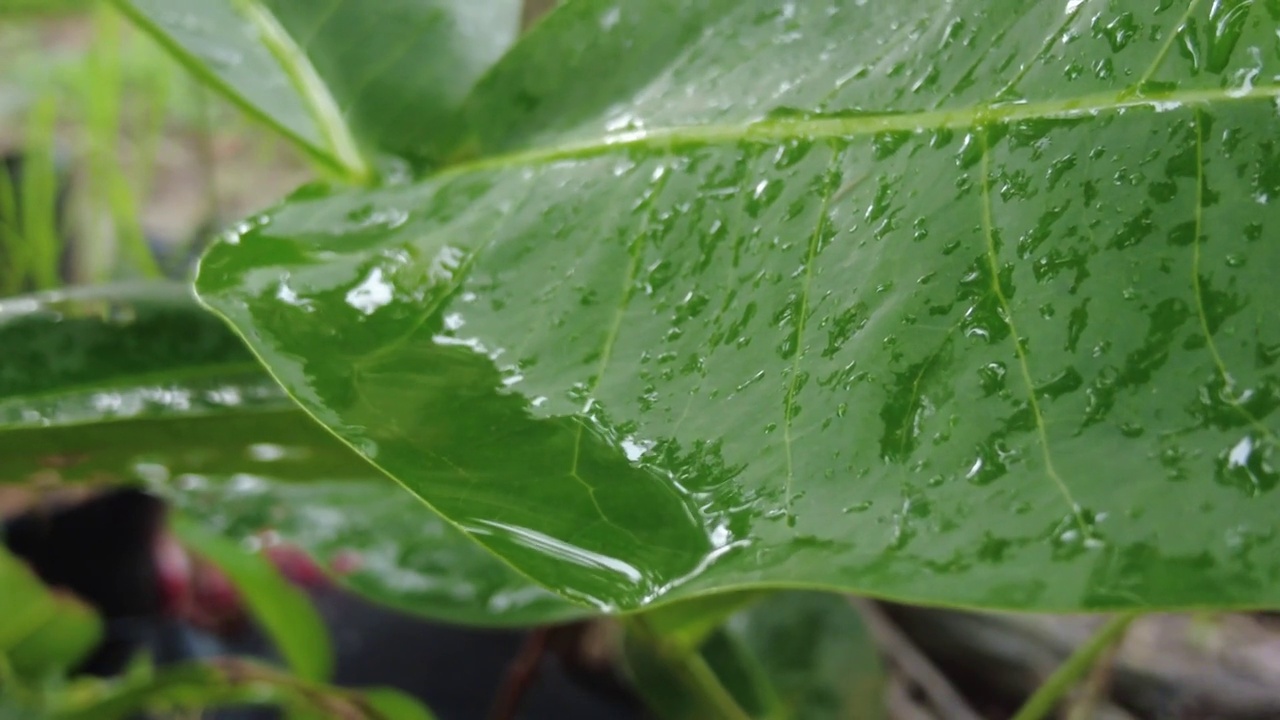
[1206,0,1251,73]
[345,267,394,315]
[1215,434,1278,496]
[1119,421,1145,438]
[342,204,408,232]
[1177,17,1204,72]
[1095,12,1139,52]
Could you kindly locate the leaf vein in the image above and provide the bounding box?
[1189,109,1277,442]
[1134,0,1205,90]
[978,128,1090,535]
[782,153,838,511]
[444,84,1280,179]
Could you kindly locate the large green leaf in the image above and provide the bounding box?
[197,0,1280,612]
[114,0,521,177]
[0,284,580,626]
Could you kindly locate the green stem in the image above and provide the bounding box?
[1010,613,1139,720]
[231,0,371,184]
[626,616,753,720]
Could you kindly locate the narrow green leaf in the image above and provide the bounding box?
[114,0,521,173]
[171,515,333,682]
[0,284,582,626]
[358,688,439,720]
[198,0,1280,613]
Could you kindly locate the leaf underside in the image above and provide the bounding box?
[197,0,1280,613]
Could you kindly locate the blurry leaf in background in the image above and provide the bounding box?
[625,591,884,720]
[352,687,439,720]
[0,0,92,16]
[115,0,523,177]
[40,657,439,720]
[0,544,103,680]
[0,283,585,626]
[170,514,332,682]
[0,5,320,291]
[720,593,885,720]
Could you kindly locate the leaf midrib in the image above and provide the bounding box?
[443,83,1280,178]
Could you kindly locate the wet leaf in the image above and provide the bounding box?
[114,0,521,176]
[198,0,1280,612]
[0,284,581,626]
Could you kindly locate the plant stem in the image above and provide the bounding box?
[231,0,371,184]
[625,616,753,720]
[487,627,550,720]
[1010,612,1139,720]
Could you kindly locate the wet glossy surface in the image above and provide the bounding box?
[199,0,1280,612]
[121,0,520,170]
[0,285,580,626]
[0,283,284,430]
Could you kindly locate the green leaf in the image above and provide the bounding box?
[624,592,883,720]
[0,0,90,16]
[197,0,1280,613]
[171,515,332,682]
[0,284,582,626]
[358,688,438,720]
[113,0,521,177]
[720,593,885,720]
[0,545,103,679]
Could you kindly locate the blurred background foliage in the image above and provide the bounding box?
[0,0,312,297]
